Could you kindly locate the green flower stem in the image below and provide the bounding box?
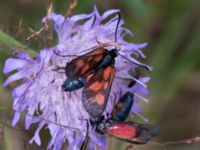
[0,105,7,111]
[0,30,37,57]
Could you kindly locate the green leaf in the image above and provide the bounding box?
[149,11,190,95]
[164,25,200,98]
[0,106,7,111]
[0,30,37,57]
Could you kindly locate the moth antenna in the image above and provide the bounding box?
[112,13,151,72]
[115,12,121,44]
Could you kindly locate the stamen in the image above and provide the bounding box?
[133,92,149,103]
[131,111,149,122]
[120,54,152,72]
[131,76,147,88]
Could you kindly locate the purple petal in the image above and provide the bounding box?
[121,28,133,37]
[126,42,148,50]
[131,106,149,122]
[106,18,124,29]
[91,6,102,26]
[3,58,30,74]
[12,81,30,99]
[53,129,64,150]
[131,77,148,89]
[83,15,96,30]
[93,6,101,19]
[89,142,95,150]
[47,12,65,26]
[102,9,120,19]
[29,122,46,145]
[12,111,21,126]
[135,49,146,58]
[116,70,132,79]
[25,115,40,130]
[36,49,51,64]
[133,84,149,95]
[132,105,142,113]
[121,42,148,56]
[134,96,140,103]
[120,54,152,72]
[133,92,149,103]
[104,15,118,26]
[15,51,31,59]
[132,80,149,95]
[3,71,27,87]
[70,14,92,23]
[68,138,82,150]
[139,77,151,83]
[89,133,106,149]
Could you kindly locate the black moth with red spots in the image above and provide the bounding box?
[89,91,160,144]
[63,47,118,118]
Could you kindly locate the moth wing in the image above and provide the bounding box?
[65,48,105,79]
[127,130,151,144]
[82,66,115,118]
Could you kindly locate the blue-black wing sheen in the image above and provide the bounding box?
[65,48,105,80]
[82,66,115,118]
[112,92,134,121]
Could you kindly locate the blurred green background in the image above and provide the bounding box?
[0,0,200,150]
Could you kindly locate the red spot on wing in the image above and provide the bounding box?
[80,63,90,74]
[93,54,104,62]
[83,65,116,118]
[76,59,84,67]
[103,66,113,80]
[65,47,105,79]
[89,81,103,91]
[103,82,109,89]
[95,93,105,105]
[107,123,138,139]
[72,59,85,77]
[86,74,93,82]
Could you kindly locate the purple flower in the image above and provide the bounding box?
[3,6,151,150]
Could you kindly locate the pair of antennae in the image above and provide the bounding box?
[53,13,151,71]
[53,12,121,57]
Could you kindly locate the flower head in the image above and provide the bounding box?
[3,6,151,150]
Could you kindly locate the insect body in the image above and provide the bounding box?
[63,48,117,91]
[64,48,117,118]
[62,77,86,92]
[91,91,134,133]
[90,91,160,144]
[106,122,160,144]
[61,12,150,118]
[112,91,134,122]
[60,13,124,118]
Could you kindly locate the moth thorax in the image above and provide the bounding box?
[109,49,118,58]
